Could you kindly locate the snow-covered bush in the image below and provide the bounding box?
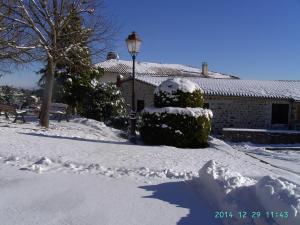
[154,78,204,107]
[141,78,213,148]
[141,107,212,147]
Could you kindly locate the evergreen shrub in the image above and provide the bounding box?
[154,78,204,108]
[140,78,213,148]
[81,83,127,128]
[154,89,204,108]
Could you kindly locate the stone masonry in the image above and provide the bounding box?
[205,96,294,133]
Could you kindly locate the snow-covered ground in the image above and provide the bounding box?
[0,116,299,225]
[1,165,216,225]
[229,142,300,176]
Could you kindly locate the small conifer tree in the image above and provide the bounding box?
[38,9,102,113]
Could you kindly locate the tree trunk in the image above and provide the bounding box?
[39,57,55,128]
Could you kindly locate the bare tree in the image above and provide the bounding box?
[0,0,116,127]
[0,7,33,75]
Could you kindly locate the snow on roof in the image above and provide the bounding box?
[154,78,202,94]
[95,59,237,79]
[134,75,300,101]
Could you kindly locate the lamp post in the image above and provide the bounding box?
[126,31,142,139]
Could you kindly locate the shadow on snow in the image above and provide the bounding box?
[19,132,132,146]
[139,180,223,225]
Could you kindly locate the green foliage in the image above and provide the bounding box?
[55,10,102,111]
[0,92,5,104]
[154,89,204,108]
[58,68,103,113]
[81,83,127,122]
[0,86,21,105]
[141,78,212,148]
[0,86,14,104]
[0,86,39,108]
[140,111,211,148]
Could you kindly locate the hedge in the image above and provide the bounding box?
[154,89,204,108]
[140,108,212,148]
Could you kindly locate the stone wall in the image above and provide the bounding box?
[205,96,294,133]
[223,128,300,144]
[120,79,298,133]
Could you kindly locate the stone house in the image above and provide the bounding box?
[96,53,300,134]
[120,76,300,133]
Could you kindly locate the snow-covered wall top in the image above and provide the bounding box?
[154,78,203,94]
[95,59,237,79]
[135,75,300,101]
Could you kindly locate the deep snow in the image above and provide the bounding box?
[1,164,223,225]
[0,116,299,225]
[195,160,300,225]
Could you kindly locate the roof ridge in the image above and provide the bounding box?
[108,59,199,68]
[96,59,236,79]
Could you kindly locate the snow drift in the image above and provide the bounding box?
[195,160,300,225]
[255,176,300,225]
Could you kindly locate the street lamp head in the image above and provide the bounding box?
[126,31,142,56]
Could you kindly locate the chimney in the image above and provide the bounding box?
[107,51,119,60]
[202,62,208,77]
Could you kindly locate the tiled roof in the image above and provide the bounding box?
[95,59,238,79]
[133,75,300,101]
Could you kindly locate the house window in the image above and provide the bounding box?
[137,100,145,112]
[271,104,289,124]
[203,103,209,109]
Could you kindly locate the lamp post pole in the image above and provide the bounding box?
[130,54,136,137]
[126,31,142,141]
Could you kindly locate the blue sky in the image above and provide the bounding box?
[1,0,300,88]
